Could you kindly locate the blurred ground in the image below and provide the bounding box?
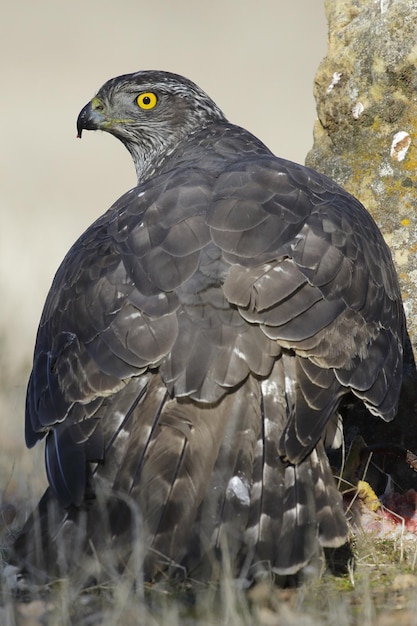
[0,0,326,503]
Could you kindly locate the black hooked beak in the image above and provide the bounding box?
[76,98,106,138]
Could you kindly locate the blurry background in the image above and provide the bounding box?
[0,0,326,500]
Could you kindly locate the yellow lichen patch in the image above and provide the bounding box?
[357,479,381,512]
[401,218,410,226]
[399,272,410,282]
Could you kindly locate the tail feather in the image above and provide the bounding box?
[184,376,261,578]
[12,365,349,582]
[244,358,348,577]
[311,442,348,547]
[84,373,230,578]
[136,397,228,577]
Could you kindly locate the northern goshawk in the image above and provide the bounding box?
[14,71,406,582]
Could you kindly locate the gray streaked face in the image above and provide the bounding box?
[77,70,226,181]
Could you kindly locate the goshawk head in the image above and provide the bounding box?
[77,70,226,181]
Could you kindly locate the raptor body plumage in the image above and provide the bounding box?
[15,71,406,581]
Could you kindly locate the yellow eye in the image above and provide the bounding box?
[136,92,158,110]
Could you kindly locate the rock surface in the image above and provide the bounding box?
[307,0,417,472]
[306,0,417,346]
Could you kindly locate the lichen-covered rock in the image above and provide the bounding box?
[306,0,417,479]
[306,0,417,345]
